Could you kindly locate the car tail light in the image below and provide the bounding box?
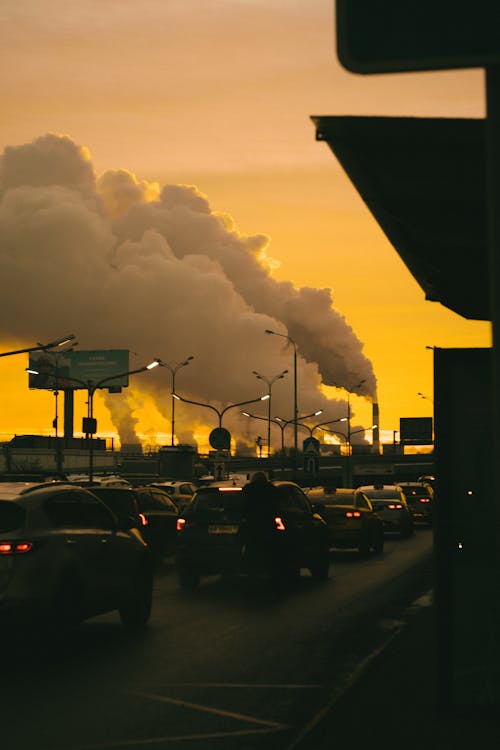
[346,511,361,518]
[139,513,148,526]
[420,498,431,503]
[177,518,187,532]
[0,541,34,555]
[274,516,286,531]
[388,503,403,509]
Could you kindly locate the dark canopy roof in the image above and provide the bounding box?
[311,116,488,321]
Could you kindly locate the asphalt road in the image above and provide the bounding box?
[3,528,433,750]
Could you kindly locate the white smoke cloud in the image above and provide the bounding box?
[0,133,376,445]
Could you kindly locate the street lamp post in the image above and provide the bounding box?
[321,424,377,487]
[298,416,349,438]
[156,356,194,446]
[252,369,288,458]
[1,334,76,358]
[85,361,159,481]
[333,378,367,469]
[265,329,298,475]
[27,359,159,481]
[173,393,270,430]
[243,412,287,471]
[275,409,323,472]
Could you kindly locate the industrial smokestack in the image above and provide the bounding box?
[372,402,380,454]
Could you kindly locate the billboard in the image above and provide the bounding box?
[28,350,130,390]
[399,416,433,444]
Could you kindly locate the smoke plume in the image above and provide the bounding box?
[0,133,376,446]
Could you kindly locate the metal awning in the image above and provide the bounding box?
[311,116,488,321]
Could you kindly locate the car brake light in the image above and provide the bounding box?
[388,504,403,509]
[0,541,34,555]
[420,498,431,503]
[139,513,148,526]
[346,511,361,518]
[177,518,187,531]
[274,516,286,531]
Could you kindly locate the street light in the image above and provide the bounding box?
[252,369,288,458]
[297,416,349,438]
[1,334,76,358]
[417,391,434,404]
[156,356,194,446]
[333,378,367,464]
[27,359,159,481]
[265,329,299,475]
[275,410,323,430]
[173,392,270,430]
[321,423,378,487]
[242,412,290,473]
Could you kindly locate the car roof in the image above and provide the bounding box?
[0,482,48,500]
[358,484,402,493]
[0,482,95,508]
[306,486,361,500]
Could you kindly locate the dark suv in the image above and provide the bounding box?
[175,480,330,589]
[88,485,178,561]
[0,483,153,629]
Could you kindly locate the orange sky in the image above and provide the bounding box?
[0,1,491,450]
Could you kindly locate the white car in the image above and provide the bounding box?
[66,474,131,487]
[148,481,196,511]
[0,482,153,630]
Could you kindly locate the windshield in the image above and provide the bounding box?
[88,488,138,515]
[192,489,245,512]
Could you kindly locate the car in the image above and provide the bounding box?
[67,474,132,488]
[88,485,179,561]
[398,481,434,526]
[174,480,330,589]
[148,481,197,512]
[305,486,384,555]
[0,482,153,630]
[357,484,414,538]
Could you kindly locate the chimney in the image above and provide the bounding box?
[372,402,380,454]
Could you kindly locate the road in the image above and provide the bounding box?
[3,529,433,750]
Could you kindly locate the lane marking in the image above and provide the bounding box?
[130,682,323,690]
[80,727,282,749]
[77,683,320,749]
[128,690,289,728]
[285,587,435,750]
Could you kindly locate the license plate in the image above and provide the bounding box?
[208,525,239,535]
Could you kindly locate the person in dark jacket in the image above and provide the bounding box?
[241,472,281,575]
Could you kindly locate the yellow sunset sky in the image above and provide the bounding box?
[0,1,491,450]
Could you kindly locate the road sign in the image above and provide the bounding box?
[303,436,320,474]
[303,436,320,455]
[337,0,500,74]
[209,427,231,450]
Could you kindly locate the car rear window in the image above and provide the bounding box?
[365,491,401,500]
[0,501,26,532]
[192,489,245,512]
[89,488,137,515]
[402,486,430,498]
[322,493,356,506]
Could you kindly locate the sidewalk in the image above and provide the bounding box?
[297,602,499,750]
